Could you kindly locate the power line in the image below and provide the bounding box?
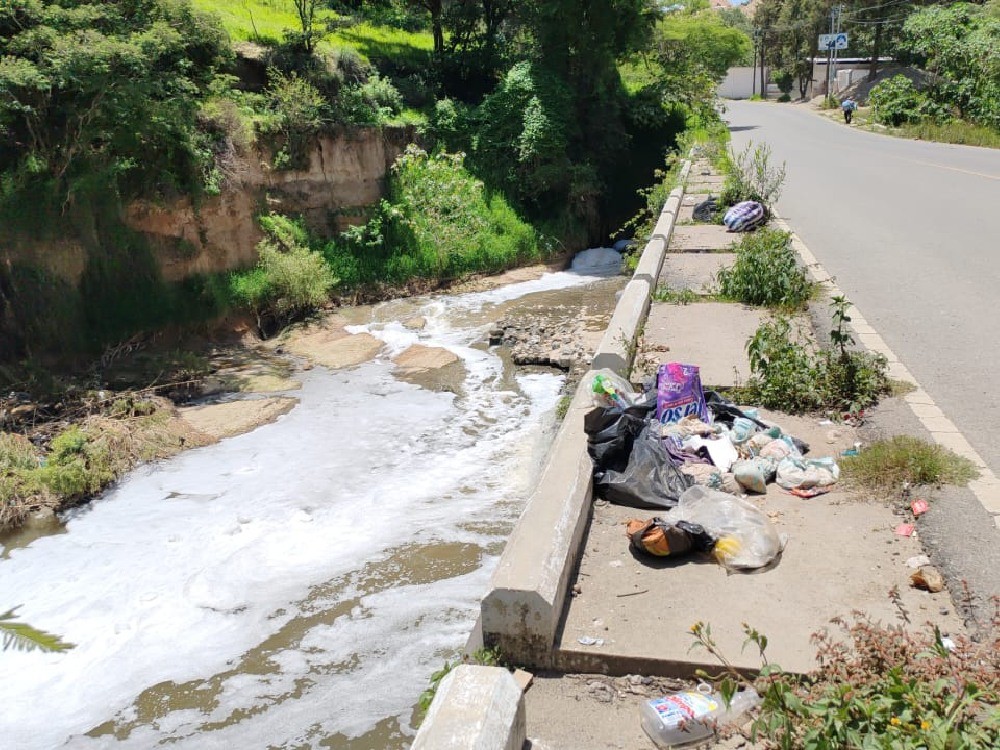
[840,0,913,20]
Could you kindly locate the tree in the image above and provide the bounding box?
[291,0,322,54]
[651,9,751,110]
[0,0,230,202]
[899,2,1000,127]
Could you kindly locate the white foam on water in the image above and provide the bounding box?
[0,254,592,749]
[446,247,623,311]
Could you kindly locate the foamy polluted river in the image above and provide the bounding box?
[0,249,623,750]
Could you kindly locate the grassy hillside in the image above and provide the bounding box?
[192,0,433,65]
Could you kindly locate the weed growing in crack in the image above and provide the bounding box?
[734,297,890,415]
[715,229,814,309]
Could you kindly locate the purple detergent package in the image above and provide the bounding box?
[655,363,709,425]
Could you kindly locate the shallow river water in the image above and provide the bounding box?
[0,249,623,750]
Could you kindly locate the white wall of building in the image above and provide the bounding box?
[718,66,770,99]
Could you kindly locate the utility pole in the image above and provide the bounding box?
[832,4,844,96]
[826,5,835,101]
[752,27,761,97]
[759,28,767,100]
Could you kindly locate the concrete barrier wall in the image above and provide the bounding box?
[411,666,525,750]
[480,164,689,668]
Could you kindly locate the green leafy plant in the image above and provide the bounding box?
[690,595,1000,750]
[230,214,336,335]
[737,298,890,415]
[716,230,813,309]
[325,146,543,291]
[773,70,794,97]
[869,75,929,127]
[260,68,327,170]
[1,608,75,654]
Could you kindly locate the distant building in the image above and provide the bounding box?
[810,57,894,98]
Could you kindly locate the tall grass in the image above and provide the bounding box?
[894,120,1000,149]
[841,435,979,496]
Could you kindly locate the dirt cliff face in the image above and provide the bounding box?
[124,125,416,283]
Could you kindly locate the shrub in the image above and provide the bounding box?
[869,75,926,127]
[721,141,786,209]
[737,297,890,415]
[257,240,334,318]
[359,73,403,117]
[716,229,813,309]
[691,606,1000,750]
[325,146,543,290]
[773,69,794,96]
[230,214,336,334]
[262,68,327,169]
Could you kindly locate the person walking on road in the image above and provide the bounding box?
[841,96,857,124]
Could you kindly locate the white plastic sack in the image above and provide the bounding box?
[775,456,840,490]
[665,486,785,570]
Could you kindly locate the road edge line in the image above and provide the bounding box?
[771,214,1000,530]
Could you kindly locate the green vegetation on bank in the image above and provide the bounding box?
[1,399,205,529]
[1,0,749,367]
[228,146,545,333]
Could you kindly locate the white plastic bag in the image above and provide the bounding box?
[776,456,840,490]
[665,486,785,570]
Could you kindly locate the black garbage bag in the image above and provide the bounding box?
[704,390,810,454]
[593,423,692,509]
[704,390,769,429]
[692,196,720,222]
[584,391,657,473]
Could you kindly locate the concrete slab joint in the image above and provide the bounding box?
[411,665,526,750]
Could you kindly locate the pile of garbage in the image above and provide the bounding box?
[584,363,842,571]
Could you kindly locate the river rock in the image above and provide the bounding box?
[278,322,383,370]
[180,396,298,439]
[392,344,459,373]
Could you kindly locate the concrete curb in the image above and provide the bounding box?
[411,665,525,750]
[480,164,689,668]
[773,214,1000,530]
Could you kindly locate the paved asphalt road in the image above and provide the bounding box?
[724,101,1000,623]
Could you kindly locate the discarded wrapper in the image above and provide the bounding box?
[911,498,929,517]
[894,523,916,537]
[786,486,831,499]
[910,565,945,593]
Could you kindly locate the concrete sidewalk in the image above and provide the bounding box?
[521,155,964,749]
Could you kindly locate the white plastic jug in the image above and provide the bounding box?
[639,685,761,749]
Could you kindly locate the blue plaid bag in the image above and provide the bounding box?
[723,201,766,232]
